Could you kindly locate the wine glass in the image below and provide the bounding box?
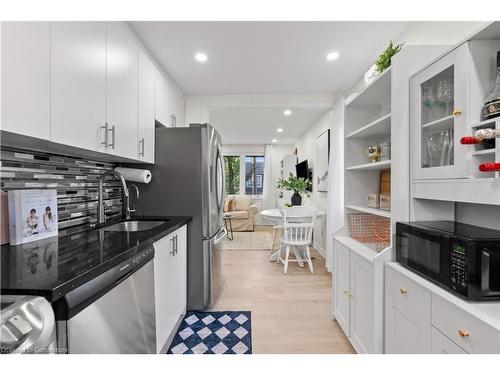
[422,85,435,124]
[436,78,454,118]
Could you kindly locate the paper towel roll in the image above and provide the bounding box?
[114,167,152,184]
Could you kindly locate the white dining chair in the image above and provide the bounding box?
[270,198,287,258]
[279,206,316,274]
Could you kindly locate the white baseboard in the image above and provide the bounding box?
[313,241,326,259]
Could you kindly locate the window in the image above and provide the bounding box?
[224,154,265,196]
[224,156,240,195]
[245,156,265,195]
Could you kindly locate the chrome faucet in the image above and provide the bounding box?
[97,170,130,224]
[128,184,140,214]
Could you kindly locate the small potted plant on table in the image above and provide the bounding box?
[278,174,310,206]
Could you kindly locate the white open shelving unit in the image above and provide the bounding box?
[332,66,393,354]
[342,67,392,227]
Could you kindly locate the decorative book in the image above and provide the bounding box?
[8,189,58,245]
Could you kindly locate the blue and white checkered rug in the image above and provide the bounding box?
[167,311,252,354]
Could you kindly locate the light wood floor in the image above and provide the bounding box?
[211,227,355,354]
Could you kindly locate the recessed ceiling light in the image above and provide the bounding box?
[195,52,208,62]
[326,51,339,61]
[277,128,284,133]
[283,109,292,116]
[272,139,277,143]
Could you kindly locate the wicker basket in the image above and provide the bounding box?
[346,213,390,252]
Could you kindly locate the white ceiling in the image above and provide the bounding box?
[209,106,327,145]
[129,21,412,95]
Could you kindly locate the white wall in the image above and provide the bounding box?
[326,100,345,271]
[455,202,500,231]
[185,94,335,127]
[340,21,490,100]
[294,110,333,258]
[398,21,489,46]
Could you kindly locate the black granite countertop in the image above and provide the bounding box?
[1,216,191,302]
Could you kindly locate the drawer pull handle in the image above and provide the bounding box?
[343,290,352,298]
[400,288,408,295]
[453,108,463,116]
[458,329,470,338]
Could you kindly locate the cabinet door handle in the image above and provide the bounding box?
[108,125,116,149]
[139,138,145,157]
[174,234,178,255]
[174,114,177,127]
[458,329,470,338]
[400,288,408,295]
[453,108,463,116]
[170,237,176,256]
[101,123,109,147]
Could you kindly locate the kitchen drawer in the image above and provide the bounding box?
[431,327,467,354]
[386,265,431,321]
[432,295,500,354]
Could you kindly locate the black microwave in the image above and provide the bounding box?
[396,221,500,301]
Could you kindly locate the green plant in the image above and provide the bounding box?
[375,41,404,74]
[277,174,310,196]
[224,156,240,195]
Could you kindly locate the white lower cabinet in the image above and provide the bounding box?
[385,265,432,354]
[349,253,374,353]
[385,263,500,354]
[334,241,351,336]
[333,237,390,353]
[431,327,467,354]
[432,295,500,354]
[153,225,187,353]
[384,292,432,353]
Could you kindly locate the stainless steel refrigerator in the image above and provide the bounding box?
[135,124,226,310]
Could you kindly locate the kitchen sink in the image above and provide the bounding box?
[102,220,167,232]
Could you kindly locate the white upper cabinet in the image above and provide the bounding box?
[105,22,138,159]
[137,48,155,163]
[51,22,106,152]
[171,87,185,127]
[2,21,181,162]
[154,68,172,127]
[411,44,468,180]
[1,22,51,140]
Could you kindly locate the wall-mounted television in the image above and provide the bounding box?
[296,160,313,192]
[296,160,308,179]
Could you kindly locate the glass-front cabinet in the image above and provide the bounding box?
[411,44,468,179]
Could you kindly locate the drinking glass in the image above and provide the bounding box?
[422,85,435,124]
[436,78,454,119]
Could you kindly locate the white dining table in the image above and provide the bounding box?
[260,208,326,263]
[260,208,326,221]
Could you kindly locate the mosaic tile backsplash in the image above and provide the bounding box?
[0,147,123,236]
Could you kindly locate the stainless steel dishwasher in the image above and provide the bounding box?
[54,245,156,354]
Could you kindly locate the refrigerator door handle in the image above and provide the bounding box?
[203,227,227,243]
[214,227,227,245]
[214,147,224,214]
